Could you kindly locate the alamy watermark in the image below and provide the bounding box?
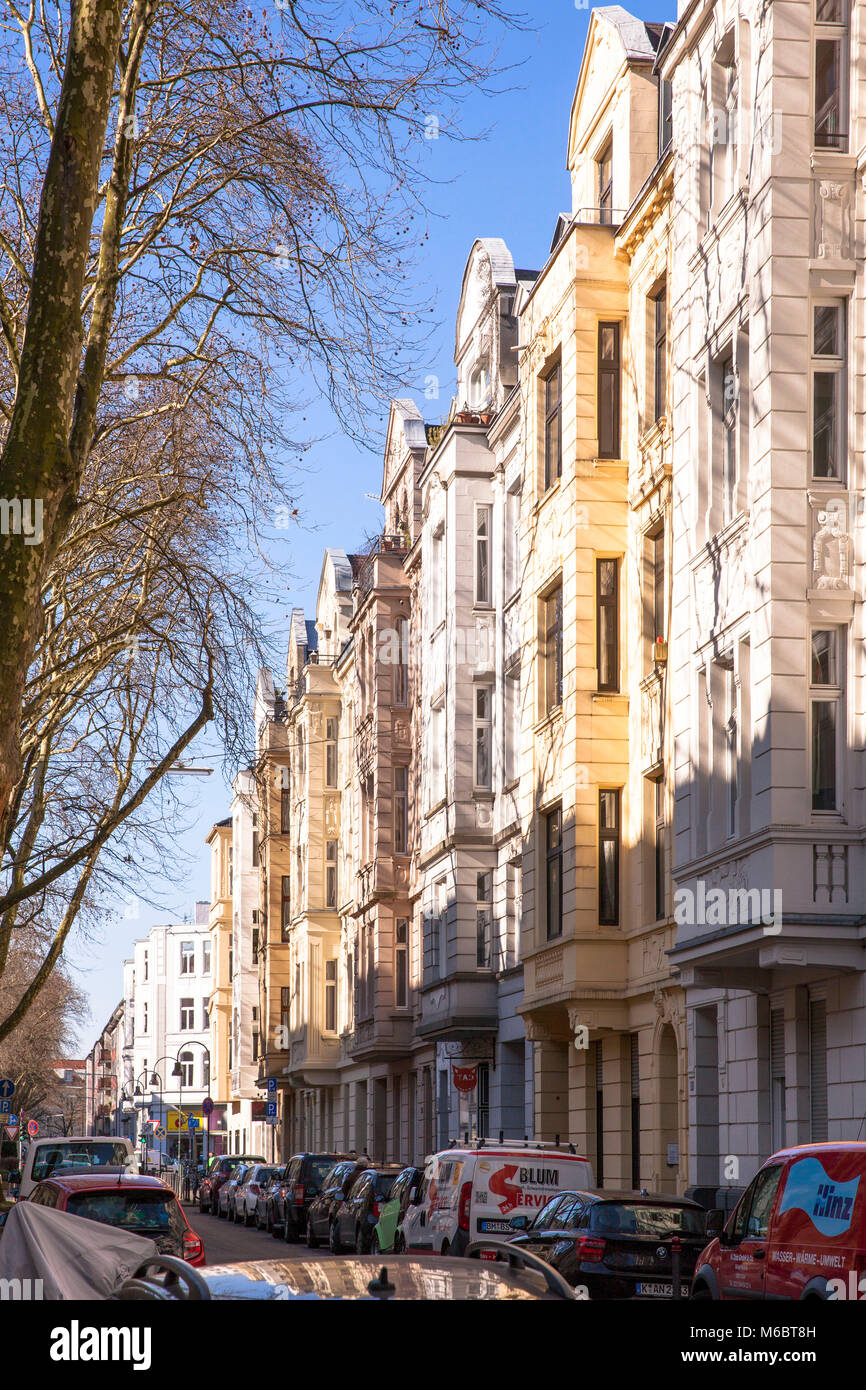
[0,498,43,545]
[674,881,782,935]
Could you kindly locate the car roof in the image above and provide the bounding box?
[41,1173,171,1193]
[766,1142,866,1161]
[545,1189,703,1208]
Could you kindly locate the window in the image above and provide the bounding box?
[476,871,493,968]
[394,617,409,705]
[543,584,563,714]
[202,940,211,976]
[598,322,621,458]
[659,79,673,155]
[142,1002,148,1034]
[811,302,846,480]
[596,559,620,693]
[361,774,374,864]
[227,844,233,895]
[811,628,842,811]
[252,1025,260,1063]
[597,140,613,222]
[506,486,521,596]
[506,860,521,968]
[202,1053,210,1088]
[475,504,492,603]
[722,356,737,522]
[179,940,194,975]
[474,686,493,790]
[647,530,665,667]
[252,925,260,965]
[598,789,621,926]
[281,874,291,940]
[425,879,446,978]
[431,527,445,629]
[814,0,848,150]
[545,807,562,940]
[654,779,665,922]
[543,362,562,490]
[201,1001,209,1030]
[710,33,738,209]
[725,666,739,837]
[297,726,305,780]
[325,718,338,787]
[179,1052,193,1087]
[326,840,338,909]
[395,918,409,1008]
[179,998,194,1031]
[652,285,667,423]
[280,987,290,1045]
[252,813,259,867]
[505,672,519,784]
[430,705,446,805]
[228,935,233,981]
[280,765,290,832]
[325,959,337,1033]
[143,951,148,982]
[389,765,407,856]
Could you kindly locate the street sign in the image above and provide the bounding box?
[4,1124,19,1142]
[187,1117,200,1130]
[26,1119,38,1137]
[141,1123,154,1138]
[0,1100,12,1115]
[5,1114,16,1127]
[266,1077,277,1094]
[154,1126,166,1140]
[202,1097,214,1116]
[266,1101,277,1121]
[0,1079,15,1100]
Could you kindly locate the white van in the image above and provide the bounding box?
[401,1140,595,1256]
[19,1136,137,1199]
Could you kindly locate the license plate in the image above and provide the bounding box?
[478,1220,512,1233]
[636,1282,690,1298]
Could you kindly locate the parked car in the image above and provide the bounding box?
[26,1172,204,1264]
[272,1153,346,1242]
[234,1165,279,1227]
[305,1159,368,1249]
[199,1154,265,1215]
[219,1164,252,1220]
[691,1141,866,1301]
[377,1165,423,1253]
[507,1189,706,1299]
[18,1137,137,1200]
[401,1140,595,1257]
[255,1167,286,1231]
[329,1165,405,1254]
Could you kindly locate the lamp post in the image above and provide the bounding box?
[133,1068,163,1170]
[143,1055,182,1164]
[177,1039,212,1169]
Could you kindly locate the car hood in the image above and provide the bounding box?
[186,1255,566,1300]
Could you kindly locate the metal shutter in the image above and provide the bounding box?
[809,999,828,1142]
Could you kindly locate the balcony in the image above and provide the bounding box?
[353,535,408,601]
[416,974,499,1042]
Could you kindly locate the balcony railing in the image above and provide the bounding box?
[354,534,408,599]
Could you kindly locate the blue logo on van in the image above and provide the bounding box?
[778,1158,859,1238]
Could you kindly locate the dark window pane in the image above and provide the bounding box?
[814,305,840,356]
[546,858,562,939]
[811,630,837,685]
[812,701,837,810]
[813,372,840,478]
[815,39,844,149]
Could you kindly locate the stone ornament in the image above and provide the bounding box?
[812,503,851,590]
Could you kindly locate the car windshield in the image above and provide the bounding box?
[66,1189,184,1235]
[374,1173,399,1198]
[589,1203,706,1237]
[31,1143,130,1182]
[256,1168,278,1183]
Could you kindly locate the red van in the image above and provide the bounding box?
[691,1142,866,1300]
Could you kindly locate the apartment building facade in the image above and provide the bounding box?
[664,0,866,1197]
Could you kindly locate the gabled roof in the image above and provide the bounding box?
[567,7,666,169]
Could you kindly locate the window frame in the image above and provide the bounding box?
[542,583,563,715]
[814,0,849,152]
[325,839,339,909]
[476,871,493,969]
[545,806,563,941]
[395,918,409,1008]
[324,959,337,1034]
[474,503,492,604]
[810,299,847,482]
[598,788,621,927]
[596,558,620,694]
[473,684,493,790]
[394,764,409,855]
[652,284,667,424]
[325,718,338,788]
[810,626,843,813]
[597,321,621,459]
[543,360,562,491]
[597,139,613,223]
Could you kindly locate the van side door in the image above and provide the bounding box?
[717,1165,785,1299]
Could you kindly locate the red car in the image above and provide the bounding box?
[27,1171,205,1265]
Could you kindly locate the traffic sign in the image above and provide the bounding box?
[4,1124,19,1142]
[141,1123,154,1138]
[266,1101,277,1120]
[5,1114,17,1127]
[154,1126,166,1140]
[0,1100,12,1115]
[0,1079,15,1100]
[266,1077,277,1094]
[26,1119,38,1137]
[187,1117,200,1130]
[202,1097,214,1116]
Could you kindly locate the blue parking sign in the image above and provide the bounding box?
[266,1077,277,1094]
[266,1101,277,1118]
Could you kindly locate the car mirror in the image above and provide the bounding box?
[705,1209,725,1240]
[509,1214,529,1231]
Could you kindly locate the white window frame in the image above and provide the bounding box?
[473,684,493,790]
[810,298,847,482]
[810,626,844,814]
[814,0,849,152]
[325,718,338,788]
[476,871,493,970]
[474,503,492,606]
[179,940,195,975]
[179,998,194,1031]
[326,839,338,909]
[395,918,409,1008]
[324,959,337,1033]
[394,765,409,855]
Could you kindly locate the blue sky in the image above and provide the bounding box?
[70,0,675,1050]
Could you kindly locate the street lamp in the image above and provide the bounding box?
[177,1039,212,1169]
[145,1055,183,1164]
[132,1069,163,1170]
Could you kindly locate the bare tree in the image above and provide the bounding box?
[0,942,87,1121]
[0,0,525,1032]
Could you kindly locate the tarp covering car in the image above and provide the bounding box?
[0,1201,157,1299]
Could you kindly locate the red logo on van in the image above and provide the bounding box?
[489,1165,521,1214]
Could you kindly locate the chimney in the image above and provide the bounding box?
[194,901,210,925]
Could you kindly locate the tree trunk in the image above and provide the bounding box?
[0,0,126,847]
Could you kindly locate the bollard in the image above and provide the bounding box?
[671,1234,681,1301]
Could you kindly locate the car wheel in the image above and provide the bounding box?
[690,1286,712,1301]
[271,1214,283,1239]
[370,1230,381,1255]
[306,1217,319,1250]
[329,1220,343,1254]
